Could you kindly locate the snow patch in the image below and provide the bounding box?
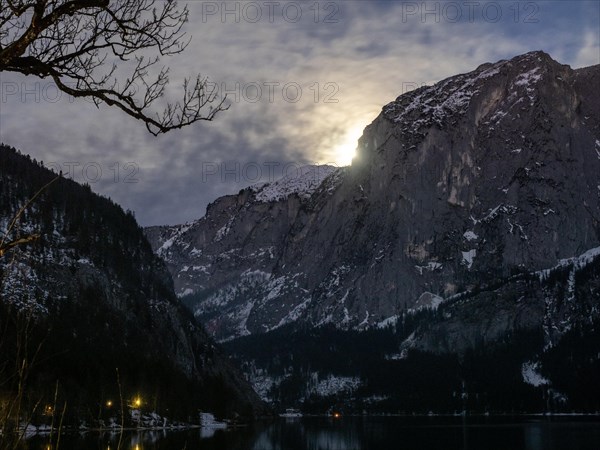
[377,315,400,329]
[390,332,417,360]
[200,412,227,429]
[463,230,478,241]
[358,310,370,328]
[363,395,390,403]
[383,60,505,133]
[412,292,444,311]
[537,245,600,281]
[514,68,542,86]
[462,249,477,269]
[522,361,549,387]
[178,288,195,298]
[156,222,193,258]
[252,165,340,202]
[192,265,210,274]
[310,374,361,397]
[275,297,311,328]
[214,217,234,242]
[415,261,442,275]
[471,204,517,224]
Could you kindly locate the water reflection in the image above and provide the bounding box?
[251,419,362,450]
[524,423,546,450]
[19,416,600,450]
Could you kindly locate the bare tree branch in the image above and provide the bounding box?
[0,174,58,258]
[0,235,41,258]
[0,0,227,135]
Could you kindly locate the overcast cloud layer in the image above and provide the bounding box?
[1,1,598,226]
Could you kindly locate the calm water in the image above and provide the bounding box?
[21,416,600,450]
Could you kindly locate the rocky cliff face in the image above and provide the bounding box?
[147,51,600,349]
[0,145,267,420]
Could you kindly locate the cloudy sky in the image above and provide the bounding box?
[1,0,598,226]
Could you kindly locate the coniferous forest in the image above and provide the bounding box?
[0,144,266,430]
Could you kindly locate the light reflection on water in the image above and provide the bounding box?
[20,416,600,450]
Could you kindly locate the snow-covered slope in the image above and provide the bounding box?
[145,164,346,302]
[251,165,339,202]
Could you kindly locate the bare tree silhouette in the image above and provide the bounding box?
[0,0,227,135]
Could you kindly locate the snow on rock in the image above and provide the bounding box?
[377,315,400,329]
[275,297,312,329]
[309,374,361,397]
[576,246,600,267]
[1,261,48,315]
[156,222,193,258]
[178,288,194,298]
[522,361,549,387]
[389,332,418,360]
[199,269,271,310]
[514,67,542,86]
[537,245,600,281]
[358,310,370,328]
[363,395,390,404]
[383,61,504,132]
[412,292,444,311]
[251,165,340,202]
[200,412,227,430]
[462,249,477,269]
[463,231,478,241]
[415,261,443,275]
[471,204,518,225]
[513,67,543,105]
[214,216,238,242]
[316,265,352,300]
[192,265,210,274]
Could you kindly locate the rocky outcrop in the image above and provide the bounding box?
[146,51,600,348]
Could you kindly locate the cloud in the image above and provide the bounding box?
[1,1,598,226]
[573,28,600,68]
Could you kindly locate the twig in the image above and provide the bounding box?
[116,368,124,450]
[0,175,59,257]
[56,401,67,450]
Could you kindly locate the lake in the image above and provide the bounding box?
[20,416,600,450]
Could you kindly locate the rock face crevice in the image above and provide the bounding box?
[146,51,600,348]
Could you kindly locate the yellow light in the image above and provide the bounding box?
[333,412,341,418]
[106,400,113,408]
[332,125,364,167]
[134,397,142,407]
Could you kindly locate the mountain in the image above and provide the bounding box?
[0,145,267,426]
[145,51,600,413]
[144,163,343,338]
